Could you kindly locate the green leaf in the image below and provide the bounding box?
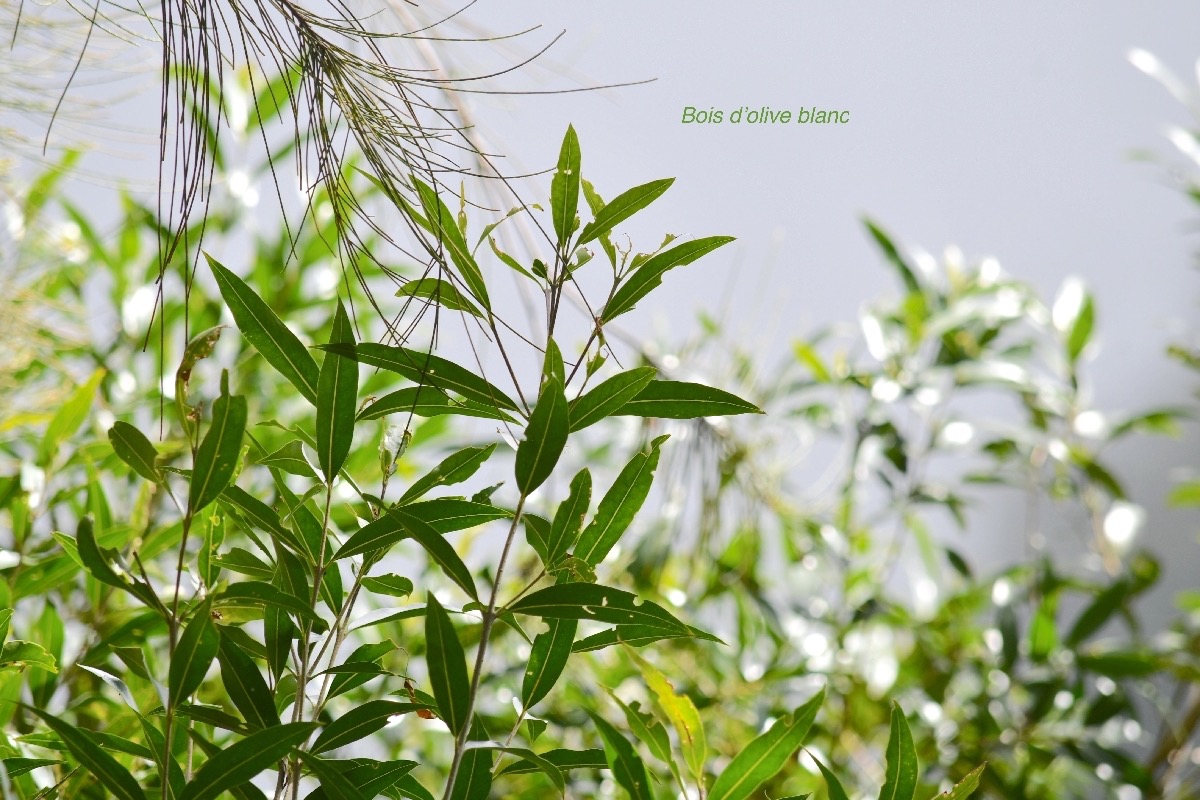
[305,759,418,800]
[498,748,607,776]
[0,641,57,673]
[574,437,666,566]
[1066,292,1095,363]
[189,372,248,515]
[509,584,688,632]
[221,486,312,564]
[572,624,722,653]
[610,695,675,774]
[863,218,921,295]
[515,377,569,494]
[1,757,64,778]
[208,253,320,404]
[629,650,706,783]
[357,387,514,423]
[362,574,414,598]
[551,125,581,248]
[179,722,317,800]
[318,343,517,412]
[811,754,850,800]
[400,444,497,505]
[425,594,470,735]
[603,236,735,321]
[447,718,492,800]
[615,380,761,419]
[39,368,104,467]
[24,707,144,800]
[577,179,674,246]
[547,469,591,565]
[300,753,368,800]
[213,547,275,581]
[384,508,478,601]
[74,517,158,608]
[412,177,490,311]
[336,500,506,561]
[878,703,918,800]
[708,688,825,800]
[217,635,280,729]
[170,597,219,708]
[521,619,577,709]
[469,745,565,795]
[1066,580,1130,646]
[568,367,657,432]
[108,421,162,483]
[312,701,430,754]
[587,712,653,800]
[317,300,358,481]
[935,765,987,799]
[187,730,270,800]
[396,278,483,317]
[214,581,328,632]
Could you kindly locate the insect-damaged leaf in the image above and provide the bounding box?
[521,619,576,709]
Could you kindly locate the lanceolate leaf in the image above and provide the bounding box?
[214,581,327,632]
[170,597,219,709]
[179,722,317,800]
[498,748,607,776]
[587,712,653,800]
[708,688,825,800]
[24,707,143,800]
[393,508,479,601]
[603,236,735,321]
[935,765,987,799]
[547,469,591,565]
[107,421,162,483]
[614,380,762,419]
[312,701,429,754]
[508,584,688,633]
[568,367,656,432]
[812,755,851,800]
[412,177,490,312]
[630,650,706,783]
[217,635,280,729]
[551,125,581,248]
[207,254,320,404]
[74,516,158,608]
[515,377,569,494]
[305,759,418,800]
[396,278,483,317]
[316,300,358,481]
[187,731,269,800]
[448,719,492,800]
[299,753,368,800]
[878,704,919,800]
[39,368,104,467]
[189,373,248,515]
[521,619,577,709]
[318,343,517,412]
[571,624,722,653]
[577,178,674,246]
[574,436,667,567]
[220,486,311,564]
[357,387,514,423]
[466,744,565,795]
[399,444,497,505]
[334,500,507,561]
[425,594,470,736]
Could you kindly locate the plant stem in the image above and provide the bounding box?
[442,494,527,800]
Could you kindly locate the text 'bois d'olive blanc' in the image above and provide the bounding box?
[681,105,850,125]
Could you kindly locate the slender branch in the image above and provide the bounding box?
[442,494,527,800]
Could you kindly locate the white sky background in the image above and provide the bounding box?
[8,2,1200,618]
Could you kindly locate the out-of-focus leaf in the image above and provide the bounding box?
[629,650,705,782]
[935,764,987,799]
[39,368,104,467]
[588,712,652,800]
